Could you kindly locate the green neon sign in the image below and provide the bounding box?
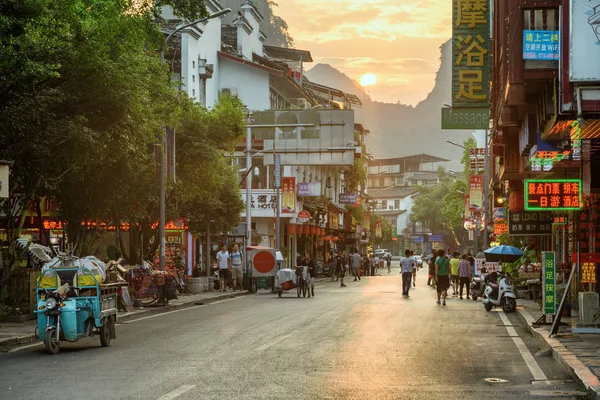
[524,179,582,211]
[543,251,556,315]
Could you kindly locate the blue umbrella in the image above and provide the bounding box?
[483,245,524,263]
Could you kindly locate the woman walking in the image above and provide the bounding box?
[435,249,451,305]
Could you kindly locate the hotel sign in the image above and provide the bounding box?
[452,0,490,108]
[525,179,583,211]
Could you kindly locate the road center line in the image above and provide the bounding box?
[498,311,547,381]
[124,297,242,324]
[156,384,196,400]
[256,334,292,352]
[7,342,43,353]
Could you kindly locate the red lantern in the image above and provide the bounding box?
[297,225,304,235]
[331,236,339,242]
[319,228,324,237]
[323,236,331,241]
[310,225,316,235]
[288,224,296,235]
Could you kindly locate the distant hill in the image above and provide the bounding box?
[305,40,472,171]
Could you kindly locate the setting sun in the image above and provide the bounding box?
[359,73,377,87]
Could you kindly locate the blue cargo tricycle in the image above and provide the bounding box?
[36,266,118,354]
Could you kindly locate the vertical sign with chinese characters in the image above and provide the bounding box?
[469,175,483,208]
[452,0,490,107]
[543,251,556,315]
[581,262,597,283]
[281,177,295,213]
[525,179,583,211]
[375,220,382,239]
[274,154,281,189]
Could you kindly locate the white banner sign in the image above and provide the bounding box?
[570,0,600,81]
[240,189,293,218]
[474,258,502,276]
[0,165,8,198]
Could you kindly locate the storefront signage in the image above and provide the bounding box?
[241,190,293,218]
[578,192,600,251]
[572,253,600,263]
[523,30,560,60]
[0,164,8,198]
[297,210,311,223]
[451,0,490,108]
[469,175,483,209]
[429,234,444,242]
[474,259,501,276]
[493,207,506,222]
[441,107,489,129]
[570,0,600,81]
[525,179,582,211]
[281,177,296,213]
[542,251,556,314]
[581,262,597,283]
[493,223,508,235]
[297,182,321,197]
[508,211,553,235]
[339,193,358,205]
[274,154,281,189]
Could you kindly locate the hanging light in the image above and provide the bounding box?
[297,225,304,235]
[323,236,331,241]
[310,225,316,235]
[331,236,339,242]
[288,224,296,235]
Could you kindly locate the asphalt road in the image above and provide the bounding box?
[0,267,584,400]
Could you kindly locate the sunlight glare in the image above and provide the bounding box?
[360,73,377,87]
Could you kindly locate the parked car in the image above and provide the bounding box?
[374,249,392,258]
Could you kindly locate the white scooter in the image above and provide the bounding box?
[482,272,517,313]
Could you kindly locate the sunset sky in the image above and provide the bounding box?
[274,0,452,106]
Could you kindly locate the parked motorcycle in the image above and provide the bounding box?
[470,274,485,301]
[482,271,517,313]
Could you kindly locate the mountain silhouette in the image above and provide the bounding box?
[305,40,473,171]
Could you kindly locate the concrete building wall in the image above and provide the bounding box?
[218,58,270,111]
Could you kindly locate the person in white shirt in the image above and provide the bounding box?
[400,249,415,297]
[374,256,380,273]
[229,244,243,291]
[216,245,230,292]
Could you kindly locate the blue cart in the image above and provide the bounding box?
[35,266,118,354]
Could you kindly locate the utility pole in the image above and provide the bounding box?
[483,129,490,249]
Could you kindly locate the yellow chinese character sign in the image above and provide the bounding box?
[452,0,490,107]
[581,262,596,284]
[542,251,556,314]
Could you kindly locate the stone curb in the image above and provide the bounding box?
[516,305,600,399]
[0,290,249,351]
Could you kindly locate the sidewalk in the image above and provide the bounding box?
[0,289,249,351]
[516,299,600,399]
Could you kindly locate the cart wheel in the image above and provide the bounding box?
[278,291,282,298]
[100,318,112,347]
[44,328,60,355]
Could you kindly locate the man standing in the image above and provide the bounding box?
[373,254,380,275]
[400,249,415,297]
[351,249,362,281]
[475,248,486,259]
[410,250,418,287]
[216,244,230,292]
[386,254,392,273]
[299,253,316,296]
[229,244,243,291]
[458,254,473,299]
[435,249,450,305]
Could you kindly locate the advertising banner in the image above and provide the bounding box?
[474,259,501,276]
[542,251,556,315]
[523,30,560,60]
[297,182,321,197]
[581,262,597,283]
[451,0,490,107]
[469,175,483,209]
[375,220,382,239]
[281,177,296,213]
[0,165,8,198]
[525,179,582,211]
[570,0,600,81]
[508,211,553,235]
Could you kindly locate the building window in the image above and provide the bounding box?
[390,164,400,173]
[192,89,195,97]
[391,219,397,227]
[192,60,195,69]
[394,200,400,209]
[381,200,387,209]
[396,177,403,185]
[192,75,195,83]
[379,177,385,187]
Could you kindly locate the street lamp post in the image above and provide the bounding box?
[158,8,231,271]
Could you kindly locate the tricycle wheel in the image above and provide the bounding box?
[44,329,59,355]
[100,319,112,347]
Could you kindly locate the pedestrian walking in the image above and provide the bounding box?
[410,250,417,287]
[299,253,316,296]
[387,254,391,273]
[373,255,380,274]
[458,254,472,299]
[351,249,361,281]
[475,248,486,259]
[435,249,450,305]
[216,244,230,292]
[450,252,460,296]
[229,244,243,291]
[400,249,415,297]
[362,254,371,276]
[427,252,437,286]
[338,253,347,287]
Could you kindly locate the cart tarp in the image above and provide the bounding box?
[277,269,296,284]
[40,256,106,287]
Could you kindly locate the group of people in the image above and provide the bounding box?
[427,249,477,305]
[327,249,394,287]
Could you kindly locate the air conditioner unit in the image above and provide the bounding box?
[579,292,599,326]
[288,98,309,109]
[221,87,238,97]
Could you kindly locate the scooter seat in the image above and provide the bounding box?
[488,282,499,290]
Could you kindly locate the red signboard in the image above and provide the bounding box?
[525,179,582,211]
[297,210,311,223]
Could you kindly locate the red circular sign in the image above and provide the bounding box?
[297,210,311,223]
[253,251,276,274]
